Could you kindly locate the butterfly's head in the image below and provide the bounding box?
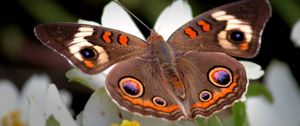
[147,31,165,44]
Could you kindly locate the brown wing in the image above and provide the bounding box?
[105,57,185,121]
[34,23,147,74]
[175,51,247,118]
[168,0,271,58]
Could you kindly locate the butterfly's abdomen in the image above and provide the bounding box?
[147,32,191,116]
[150,39,187,98]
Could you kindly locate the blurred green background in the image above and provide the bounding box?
[0,0,300,116]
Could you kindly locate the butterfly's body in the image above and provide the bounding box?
[145,32,187,98]
[34,0,271,121]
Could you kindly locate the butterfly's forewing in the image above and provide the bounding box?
[34,23,147,74]
[168,0,271,58]
[176,51,247,118]
[106,58,185,121]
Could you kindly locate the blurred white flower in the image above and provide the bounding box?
[0,75,75,126]
[0,74,50,126]
[291,20,300,47]
[246,60,300,126]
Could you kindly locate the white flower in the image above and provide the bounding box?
[44,84,77,126]
[0,74,75,126]
[0,74,50,126]
[291,20,300,47]
[240,61,264,80]
[68,0,265,125]
[246,60,300,126]
[66,68,106,90]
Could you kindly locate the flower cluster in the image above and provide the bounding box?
[0,75,75,126]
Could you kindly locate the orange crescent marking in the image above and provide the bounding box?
[102,31,112,43]
[239,42,249,51]
[119,34,129,46]
[83,61,95,68]
[197,20,211,32]
[184,27,197,39]
[191,77,239,108]
[121,94,180,113]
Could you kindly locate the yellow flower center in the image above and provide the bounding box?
[1,110,26,126]
[111,120,140,126]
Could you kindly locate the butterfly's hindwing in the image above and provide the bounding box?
[106,58,185,121]
[175,51,247,118]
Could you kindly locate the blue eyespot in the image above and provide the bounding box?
[230,31,245,42]
[119,77,144,98]
[152,96,167,106]
[214,70,230,84]
[80,48,96,59]
[208,67,233,87]
[199,90,212,102]
[123,82,139,95]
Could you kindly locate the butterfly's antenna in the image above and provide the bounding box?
[113,0,153,32]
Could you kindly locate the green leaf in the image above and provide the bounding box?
[196,117,207,126]
[247,83,273,103]
[46,115,61,126]
[222,116,233,126]
[196,115,223,126]
[207,116,223,126]
[232,102,248,126]
[270,0,300,26]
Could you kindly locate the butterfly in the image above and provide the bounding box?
[34,0,271,121]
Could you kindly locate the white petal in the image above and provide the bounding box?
[291,20,300,47]
[0,80,18,117]
[66,68,106,90]
[28,98,46,126]
[78,19,101,26]
[82,88,122,126]
[59,89,73,107]
[44,84,77,126]
[18,74,50,122]
[59,89,74,116]
[76,112,83,126]
[102,1,145,40]
[154,0,192,40]
[240,61,264,80]
[247,60,300,126]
